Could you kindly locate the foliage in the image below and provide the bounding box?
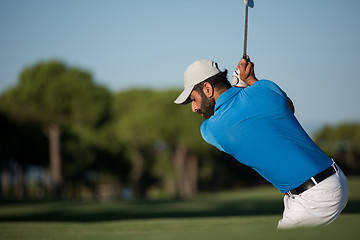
[111,89,206,149]
[2,59,359,201]
[0,111,48,167]
[0,60,112,198]
[314,123,360,174]
[1,61,110,127]
[109,89,213,198]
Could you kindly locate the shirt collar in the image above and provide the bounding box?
[214,87,241,111]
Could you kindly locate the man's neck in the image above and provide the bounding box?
[213,87,230,102]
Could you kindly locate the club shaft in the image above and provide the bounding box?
[243,5,248,58]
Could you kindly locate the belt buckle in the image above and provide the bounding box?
[333,163,338,172]
[286,189,297,197]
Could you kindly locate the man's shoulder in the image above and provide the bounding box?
[200,118,226,152]
[255,79,277,87]
[250,79,285,96]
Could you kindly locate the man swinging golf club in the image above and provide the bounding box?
[174,0,348,228]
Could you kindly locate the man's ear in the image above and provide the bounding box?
[202,82,214,98]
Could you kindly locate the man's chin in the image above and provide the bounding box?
[197,113,207,119]
[196,110,213,119]
[203,113,213,119]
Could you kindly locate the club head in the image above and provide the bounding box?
[244,0,254,8]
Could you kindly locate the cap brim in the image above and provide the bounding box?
[174,86,194,104]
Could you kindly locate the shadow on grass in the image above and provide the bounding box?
[0,198,282,222]
[1,197,359,223]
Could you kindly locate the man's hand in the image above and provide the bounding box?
[237,55,258,86]
[232,68,249,87]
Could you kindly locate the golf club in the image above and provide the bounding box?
[243,0,254,59]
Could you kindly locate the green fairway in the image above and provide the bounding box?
[1,215,359,240]
[1,177,359,240]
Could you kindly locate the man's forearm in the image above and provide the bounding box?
[244,76,258,86]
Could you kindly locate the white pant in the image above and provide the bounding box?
[278,165,349,229]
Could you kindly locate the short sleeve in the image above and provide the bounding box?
[200,120,225,152]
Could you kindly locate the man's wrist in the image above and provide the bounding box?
[245,77,258,86]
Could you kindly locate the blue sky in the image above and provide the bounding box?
[1,0,359,134]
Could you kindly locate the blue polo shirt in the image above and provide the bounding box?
[200,80,332,193]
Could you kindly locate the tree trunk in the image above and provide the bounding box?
[130,148,144,198]
[47,124,62,198]
[173,145,198,198]
[186,153,198,196]
[1,160,11,197]
[14,161,24,199]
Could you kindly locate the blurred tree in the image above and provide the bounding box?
[111,89,212,198]
[149,90,210,198]
[314,122,360,174]
[110,89,157,198]
[0,60,111,198]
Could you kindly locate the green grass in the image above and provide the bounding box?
[1,177,360,240]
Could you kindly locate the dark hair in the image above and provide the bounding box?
[193,70,231,94]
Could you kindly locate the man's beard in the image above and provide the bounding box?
[197,93,215,119]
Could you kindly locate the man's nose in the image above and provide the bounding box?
[191,101,198,113]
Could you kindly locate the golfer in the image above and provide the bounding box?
[174,56,348,228]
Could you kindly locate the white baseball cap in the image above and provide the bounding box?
[174,59,220,104]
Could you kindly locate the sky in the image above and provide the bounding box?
[1,0,360,134]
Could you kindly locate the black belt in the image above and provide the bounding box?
[287,164,338,196]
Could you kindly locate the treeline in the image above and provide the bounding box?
[0,60,359,201]
[314,123,360,175]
